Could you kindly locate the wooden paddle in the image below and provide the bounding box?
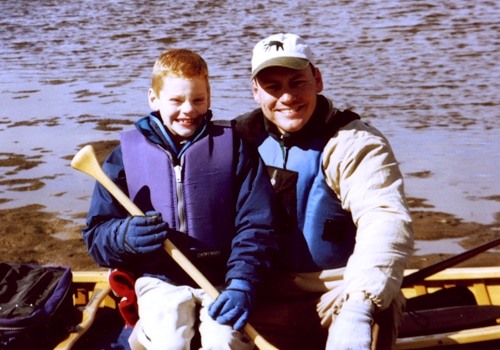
[402,236,500,287]
[71,145,278,350]
[55,282,112,350]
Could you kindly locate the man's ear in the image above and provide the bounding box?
[252,80,261,104]
[314,68,324,93]
[148,88,159,110]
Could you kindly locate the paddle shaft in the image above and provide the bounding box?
[402,236,500,287]
[71,145,277,350]
[55,282,111,349]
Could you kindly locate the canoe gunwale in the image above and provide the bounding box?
[397,266,500,349]
[59,268,500,349]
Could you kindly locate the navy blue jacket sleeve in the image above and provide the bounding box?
[81,146,132,268]
[225,137,280,286]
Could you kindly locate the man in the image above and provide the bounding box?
[234,33,414,349]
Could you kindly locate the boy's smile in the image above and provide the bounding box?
[148,75,210,143]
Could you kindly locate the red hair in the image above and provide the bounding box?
[151,49,210,95]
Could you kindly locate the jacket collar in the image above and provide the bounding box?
[135,110,212,156]
[264,95,335,147]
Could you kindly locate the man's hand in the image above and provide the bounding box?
[117,211,169,254]
[208,279,256,331]
[328,298,374,349]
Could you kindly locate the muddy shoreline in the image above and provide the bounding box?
[1,140,499,271]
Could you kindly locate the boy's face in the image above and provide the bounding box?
[252,65,323,134]
[148,76,210,141]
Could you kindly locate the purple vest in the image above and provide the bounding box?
[120,126,236,256]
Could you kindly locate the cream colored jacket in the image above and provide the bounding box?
[322,119,414,310]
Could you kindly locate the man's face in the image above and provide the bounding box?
[252,65,323,134]
[148,76,210,142]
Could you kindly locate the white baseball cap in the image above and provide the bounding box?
[251,33,315,79]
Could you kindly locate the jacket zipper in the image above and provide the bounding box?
[283,147,290,170]
[174,163,186,233]
[155,143,186,233]
[279,135,290,170]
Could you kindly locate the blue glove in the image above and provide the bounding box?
[328,299,374,349]
[208,279,256,331]
[116,211,169,255]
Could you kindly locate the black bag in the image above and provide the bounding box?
[0,263,81,350]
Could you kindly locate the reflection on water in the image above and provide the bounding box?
[1,0,500,225]
[414,238,466,255]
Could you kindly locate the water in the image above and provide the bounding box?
[1,0,500,232]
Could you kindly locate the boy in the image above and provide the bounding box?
[82,49,279,349]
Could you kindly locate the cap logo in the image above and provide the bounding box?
[251,34,313,78]
[264,40,284,51]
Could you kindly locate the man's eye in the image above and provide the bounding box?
[264,84,279,90]
[291,80,307,88]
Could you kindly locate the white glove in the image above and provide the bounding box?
[328,298,373,350]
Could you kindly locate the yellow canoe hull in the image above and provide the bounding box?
[57,268,500,349]
[397,266,500,349]
[55,271,116,350]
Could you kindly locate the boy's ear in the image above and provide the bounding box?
[148,88,159,110]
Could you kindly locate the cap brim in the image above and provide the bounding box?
[252,57,310,79]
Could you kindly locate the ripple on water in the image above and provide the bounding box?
[0,0,499,231]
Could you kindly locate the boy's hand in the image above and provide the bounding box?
[117,211,169,254]
[208,279,256,331]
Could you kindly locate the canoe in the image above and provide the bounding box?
[54,270,122,350]
[397,266,500,349]
[54,267,500,349]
